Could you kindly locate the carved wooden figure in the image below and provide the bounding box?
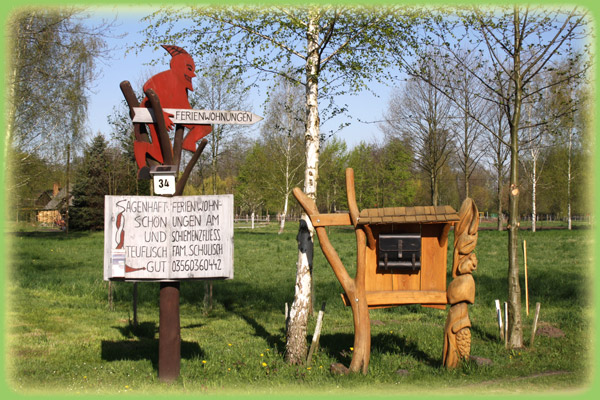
[442,197,479,368]
[121,45,211,180]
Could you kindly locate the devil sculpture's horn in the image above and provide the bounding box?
[161,44,189,57]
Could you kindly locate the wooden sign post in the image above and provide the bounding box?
[110,44,261,382]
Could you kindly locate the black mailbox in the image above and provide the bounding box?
[378,233,421,271]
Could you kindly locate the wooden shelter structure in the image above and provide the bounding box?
[293,168,479,374]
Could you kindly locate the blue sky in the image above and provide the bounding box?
[86,7,395,150]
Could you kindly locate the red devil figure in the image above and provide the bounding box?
[134,45,211,172]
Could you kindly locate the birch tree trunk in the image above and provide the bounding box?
[285,10,320,364]
[567,127,573,230]
[531,156,537,233]
[279,195,288,234]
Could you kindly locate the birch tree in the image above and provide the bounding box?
[6,8,110,156]
[544,61,590,230]
[138,5,420,364]
[520,99,549,233]
[6,8,112,215]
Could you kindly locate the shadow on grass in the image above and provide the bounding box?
[222,302,286,353]
[471,323,501,344]
[319,331,441,368]
[115,322,157,339]
[101,340,203,371]
[11,230,95,239]
[102,322,204,371]
[475,269,587,306]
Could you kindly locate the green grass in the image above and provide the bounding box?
[4,221,595,396]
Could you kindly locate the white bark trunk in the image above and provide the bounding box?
[286,229,313,363]
[279,195,288,234]
[286,10,320,364]
[279,122,293,235]
[567,129,573,230]
[531,156,536,233]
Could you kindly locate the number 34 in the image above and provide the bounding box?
[157,178,170,188]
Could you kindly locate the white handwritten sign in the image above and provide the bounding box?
[132,107,263,125]
[103,195,234,281]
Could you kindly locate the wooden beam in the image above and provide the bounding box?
[346,169,360,227]
[310,213,351,227]
[341,290,447,307]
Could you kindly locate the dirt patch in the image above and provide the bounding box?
[13,348,50,358]
[536,322,565,338]
[469,355,493,366]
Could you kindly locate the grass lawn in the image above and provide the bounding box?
[3,221,595,396]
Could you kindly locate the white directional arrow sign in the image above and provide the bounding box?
[132,107,263,125]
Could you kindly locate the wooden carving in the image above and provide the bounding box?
[121,45,211,179]
[139,45,211,159]
[443,197,479,368]
[120,45,210,194]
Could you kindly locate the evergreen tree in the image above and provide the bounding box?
[69,134,110,231]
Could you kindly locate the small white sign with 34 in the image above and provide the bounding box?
[154,175,175,195]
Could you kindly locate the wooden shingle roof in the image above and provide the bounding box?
[357,205,459,225]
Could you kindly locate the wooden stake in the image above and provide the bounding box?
[284,302,289,334]
[523,240,529,316]
[530,302,541,348]
[306,302,326,365]
[504,301,508,348]
[495,299,504,341]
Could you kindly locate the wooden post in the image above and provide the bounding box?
[284,302,289,333]
[291,169,371,374]
[523,240,529,316]
[306,302,326,365]
[530,302,541,348]
[495,299,504,341]
[504,301,508,348]
[159,281,180,382]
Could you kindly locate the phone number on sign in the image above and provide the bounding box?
[171,258,222,272]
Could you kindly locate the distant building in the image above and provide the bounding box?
[36,183,72,227]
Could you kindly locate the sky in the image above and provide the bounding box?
[85,7,396,150]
